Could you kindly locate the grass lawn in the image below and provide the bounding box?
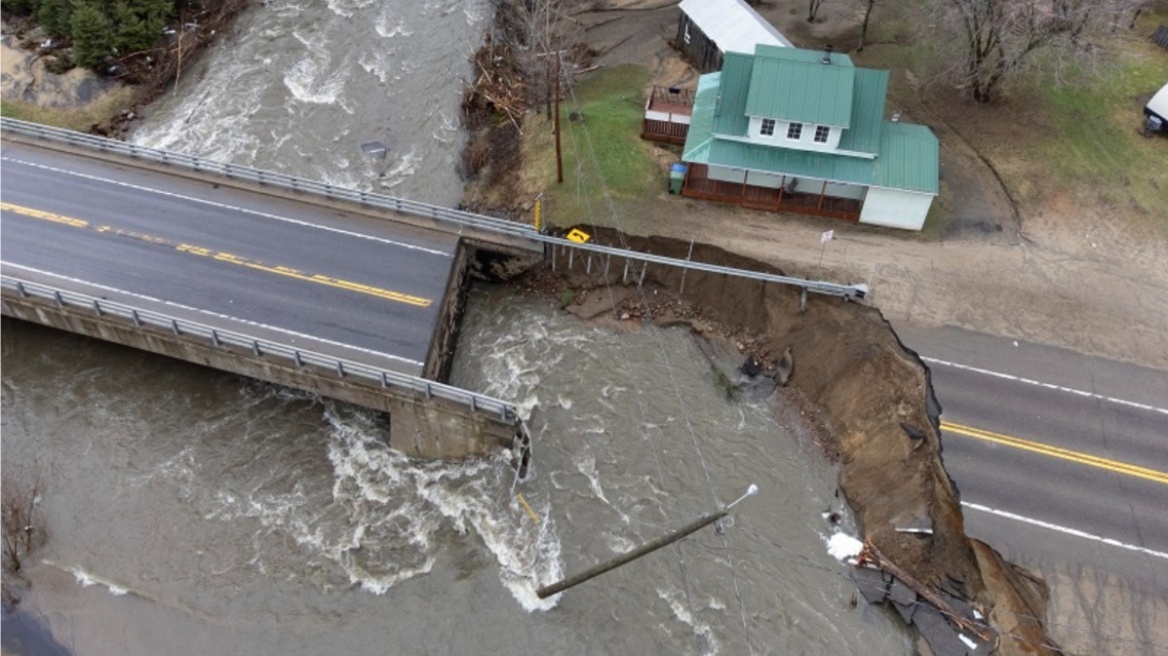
[519,64,672,234]
[1,87,141,132]
[1034,39,1167,225]
[855,4,1168,234]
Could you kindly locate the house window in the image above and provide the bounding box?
[787,122,803,140]
[760,118,776,136]
[814,125,831,143]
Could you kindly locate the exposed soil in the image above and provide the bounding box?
[1,0,248,136]
[517,228,1057,655]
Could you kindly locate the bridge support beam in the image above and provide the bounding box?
[2,292,521,460]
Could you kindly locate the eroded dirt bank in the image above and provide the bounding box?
[513,227,1058,656]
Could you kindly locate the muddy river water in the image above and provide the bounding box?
[2,1,910,653]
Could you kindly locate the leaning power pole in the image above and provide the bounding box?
[554,51,563,184]
[536,484,758,599]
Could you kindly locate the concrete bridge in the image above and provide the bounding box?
[0,118,868,463]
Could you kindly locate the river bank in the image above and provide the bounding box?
[508,229,1058,655]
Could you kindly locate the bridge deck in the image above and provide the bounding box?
[0,141,459,377]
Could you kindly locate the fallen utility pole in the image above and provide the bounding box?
[537,484,758,600]
[536,509,728,599]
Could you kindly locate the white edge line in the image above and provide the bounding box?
[2,263,424,369]
[922,356,1168,417]
[962,501,1168,561]
[2,156,453,257]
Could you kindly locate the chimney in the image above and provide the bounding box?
[821,44,834,65]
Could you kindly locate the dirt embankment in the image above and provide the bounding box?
[512,227,1058,656]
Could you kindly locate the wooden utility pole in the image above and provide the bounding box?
[554,51,564,184]
[536,509,728,599]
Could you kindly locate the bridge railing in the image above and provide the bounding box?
[0,275,519,423]
[0,117,868,300]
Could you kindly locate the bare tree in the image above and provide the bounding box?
[942,0,1144,103]
[857,0,877,51]
[2,466,47,608]
[808,0,829,22]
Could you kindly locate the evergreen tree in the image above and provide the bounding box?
[36,0,73,38]
[112,0,172,54]
[4,0,43,18]
[71,2,115,69]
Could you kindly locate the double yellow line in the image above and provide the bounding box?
[2,201,431,308]
[942,421,1168,486]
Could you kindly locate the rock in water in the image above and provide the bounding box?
[776,346,794,386]
[741,354,761,377]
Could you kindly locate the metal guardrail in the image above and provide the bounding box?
[0,275,519,423]
[0,117,867,300]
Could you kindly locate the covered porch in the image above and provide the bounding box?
[681,163,863,221]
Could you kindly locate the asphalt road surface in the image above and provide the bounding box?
[1,140,459,375]
[895,323,1167,653]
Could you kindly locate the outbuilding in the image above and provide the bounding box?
[676,0,792,73]
[1145,81,1168,134]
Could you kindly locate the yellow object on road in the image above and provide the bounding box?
[566,228,591,243]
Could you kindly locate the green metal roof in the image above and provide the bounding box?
[872,122,939,194]
[681,45,938,195]
[710,53,754,136]
[836,68,888,155]
[753,44,854,67]
[745,52,855,127]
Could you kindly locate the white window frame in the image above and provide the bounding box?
[786,122,803,140]
[814,125,831,143]
[760,118,776,136]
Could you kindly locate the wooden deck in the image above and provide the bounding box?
[642,86,693,145]
[642,119,688,144]
[681,164,862,221]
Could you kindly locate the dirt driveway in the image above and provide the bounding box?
[570,0,1168,371]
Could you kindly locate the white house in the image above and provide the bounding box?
[680,44,940,231]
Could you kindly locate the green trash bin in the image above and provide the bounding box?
[668,163,687,195]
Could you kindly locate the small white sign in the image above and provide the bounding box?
[820,229,834,244]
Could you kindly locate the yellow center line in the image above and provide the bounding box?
[2,202,431,308]
[942,421,1168,486]
[1,201,89,228]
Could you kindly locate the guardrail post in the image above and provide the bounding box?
[568,248,574,271]
[604,254,611,278]
[470,395,477,412]
[293,350,302,367]
[551,245,557,271]
[425,382,432,399]
[638,262,648,286]
[679,239,694,296]
[16,282,27,298]
[586,253,592,275]
[92,300,103,316]
[336,361,345,377]
[171,319,181,335]
[211,329,221,347]
[131,310,141,327]
[800,288,808,313]
[381,372,388,388]
[53,291,64,307]
[252,341,262,357]
[623,258,630,284]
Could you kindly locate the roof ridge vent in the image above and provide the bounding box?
[821,44,834,65]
